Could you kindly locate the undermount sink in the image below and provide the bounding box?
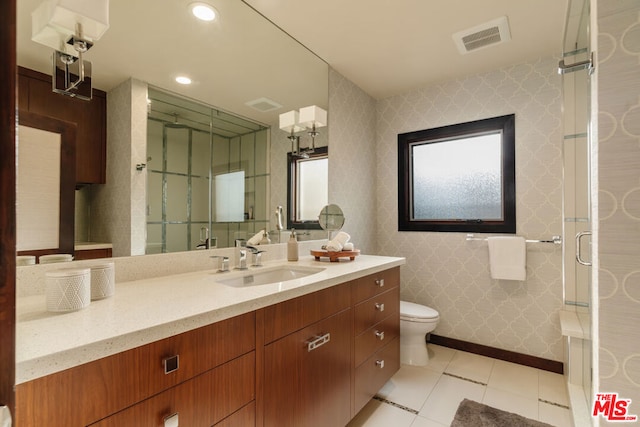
[216,265,325,287]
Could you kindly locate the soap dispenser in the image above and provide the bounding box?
[259,230,271,245]
[287,229,299,261]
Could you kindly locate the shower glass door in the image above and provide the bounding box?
[561,0,593,408]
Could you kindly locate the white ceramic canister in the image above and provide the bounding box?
[45,268,91,312]
[16,255,36,266]
[89,262,115,300]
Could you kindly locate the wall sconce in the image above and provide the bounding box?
[279,105,327,158]
[31,0,110,100]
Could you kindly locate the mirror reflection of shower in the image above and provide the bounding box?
[146,87,270,253]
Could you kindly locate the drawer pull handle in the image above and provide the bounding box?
[164,412,179,427]
[375,302,385,312]
[375,330,385,340]
[308,333,331,352]
[376,359,385,369]
[375,279,385,287]
[163,355,179,374]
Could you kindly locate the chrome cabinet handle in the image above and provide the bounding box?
[375,359,385,369]
[375,279,385,287]
[375,330,385,340]
[164,412,179,427]
[375,302,385,312]
[575,231,592,266]
[307,333,331,352]
[163,355,179,374]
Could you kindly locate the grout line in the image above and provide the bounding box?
[442,371,488,386]
[372,395,420,415]
[539,398,571,410]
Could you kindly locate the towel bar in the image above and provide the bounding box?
[465,234,562,245]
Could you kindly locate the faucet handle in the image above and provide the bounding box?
[252,251,264,267]
[210,255,229,272]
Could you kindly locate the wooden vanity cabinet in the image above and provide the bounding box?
[17,66,107,184]
[262,283,352,427]
[352,268,401,415]
[15,312,255,427]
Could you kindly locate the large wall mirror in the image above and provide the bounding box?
[15,0,329,258]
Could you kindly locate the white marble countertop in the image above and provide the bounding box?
[16,254,404,384]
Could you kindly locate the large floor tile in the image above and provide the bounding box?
[422,344,456,373]
[348,399,416,427]
[539,370,570,406]
[487,359,539,400]
[419,374,486,425]
[482,386,539,420]
[410,415,447,427]
[539,401,573,427]
[444,350,495,384]
[378,364,441,411]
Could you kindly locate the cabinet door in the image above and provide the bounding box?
[264,309,352,427]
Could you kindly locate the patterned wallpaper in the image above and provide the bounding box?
[596,0,640,419]
[373,57,565,361]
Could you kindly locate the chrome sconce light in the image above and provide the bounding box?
[31,0,110,100]
[279,106,327,158]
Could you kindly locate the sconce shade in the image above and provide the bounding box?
[279,110,304,133]
[298,105,327,129]
[32,0,110,52]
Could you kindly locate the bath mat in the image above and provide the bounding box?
[450,399,556,427]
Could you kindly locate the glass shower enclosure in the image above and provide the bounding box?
[560,0,593,419]
[146,88,270,252]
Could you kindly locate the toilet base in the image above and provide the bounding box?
[400,339,429,366]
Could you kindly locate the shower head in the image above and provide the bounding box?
[164,113,189,128]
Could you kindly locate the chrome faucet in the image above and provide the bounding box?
[247,245,265,267]
[237,249,248,270]
[210,255,229,272]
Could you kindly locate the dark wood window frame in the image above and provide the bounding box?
[397,114,516,233]
[287,146,328,230]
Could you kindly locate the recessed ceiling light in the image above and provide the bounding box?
[190,2,217,21]
[175,76,192,85]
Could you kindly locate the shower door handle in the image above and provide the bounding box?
[575,231,592,266]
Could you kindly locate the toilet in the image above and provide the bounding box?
[400,300,440,366]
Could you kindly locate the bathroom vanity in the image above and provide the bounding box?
[15,255,403,426]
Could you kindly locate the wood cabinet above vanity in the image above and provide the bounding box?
[15,257,403,426]
[17,66,107,184]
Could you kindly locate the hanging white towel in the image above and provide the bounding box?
[487,236,526,281]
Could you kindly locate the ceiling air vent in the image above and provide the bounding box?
[245,97,283,112]
[453,16,511,54]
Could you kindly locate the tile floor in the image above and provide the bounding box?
[348,344,573,427]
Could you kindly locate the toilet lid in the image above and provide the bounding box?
[400,301,439,320]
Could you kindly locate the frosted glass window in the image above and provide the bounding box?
[297,157,328,221]
[412,134,502,220]
[398,114,515,233]
[215,171,245,222]
[287,147,328,229]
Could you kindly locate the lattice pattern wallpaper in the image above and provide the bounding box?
[373,57,565,361]
[597,0,640,417]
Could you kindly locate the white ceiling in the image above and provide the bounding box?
[17,1,568,122]
[245,0,568,99]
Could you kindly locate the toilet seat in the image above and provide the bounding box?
[400,301,439,322]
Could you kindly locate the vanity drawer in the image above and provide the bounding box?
[351,267,399,305]
[354,314,400,367]
[354,286,399,336]
[16,312,255,427]
[214,402,256,427]
[90,351,255,427]
[263,282,351,344]
[354,337,400,415]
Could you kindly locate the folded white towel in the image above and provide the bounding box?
[343,242,354,251]
[247,230,264,246]
[326,231,351,252]
[487,236,526,281]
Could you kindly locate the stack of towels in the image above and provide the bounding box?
[325,231,354,252]
[247,230,265,246]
